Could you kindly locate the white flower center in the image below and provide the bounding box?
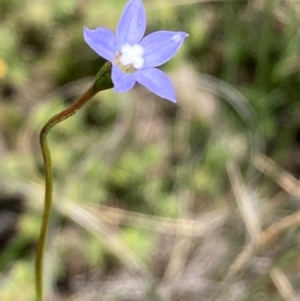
[116,43,144,73]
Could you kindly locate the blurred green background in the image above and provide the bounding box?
[1,0,300,300]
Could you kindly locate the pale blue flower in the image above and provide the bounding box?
[84,0,188,102]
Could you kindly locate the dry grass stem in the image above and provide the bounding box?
[253,153,299,195]
[163,190,193,282]
[226,210,300,280]
[59,202,152,281]
[270,267,300,301]
[85,204,229,237]
[227,162,262,242]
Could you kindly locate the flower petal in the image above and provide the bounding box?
[112,65,136,93]
[140,31,188,68]
[116,0,146,48]
[84,27,116,61]
[134,68,176,102]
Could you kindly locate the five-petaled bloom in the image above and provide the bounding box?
[84,0,188,102]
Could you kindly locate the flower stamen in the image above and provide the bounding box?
[115,43,144,74]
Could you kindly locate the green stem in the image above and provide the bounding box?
[35,62,113,301]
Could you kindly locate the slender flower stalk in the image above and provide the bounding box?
[35,62,113,301]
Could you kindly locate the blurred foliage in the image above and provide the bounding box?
[1,0,300,300]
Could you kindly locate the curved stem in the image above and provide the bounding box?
[35,61,113,301]
[35,84,98,301]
